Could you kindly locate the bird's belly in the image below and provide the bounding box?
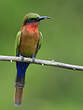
[19,35,38,57]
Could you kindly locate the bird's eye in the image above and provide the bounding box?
[24,18,39,25]
[29,18,38,22]
[30,18,35,20]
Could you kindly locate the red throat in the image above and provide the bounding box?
[25,22,39,33]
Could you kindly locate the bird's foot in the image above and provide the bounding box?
[32,55,35,62]
[20,56,24,61]
[32,57,35,62]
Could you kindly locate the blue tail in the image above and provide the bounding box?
[16,53,29,79]
[14,53,30,106]
[16,61,29,78]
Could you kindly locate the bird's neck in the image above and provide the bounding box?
[24,22,39,33]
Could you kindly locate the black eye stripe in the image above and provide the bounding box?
[24,19,28,25]
[28,18,37,22]
[24,18,39,25]
[29,18,37,20]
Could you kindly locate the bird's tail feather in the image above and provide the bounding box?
[14,76,25,106]
[14,59,29,106]
[14,87,24,106]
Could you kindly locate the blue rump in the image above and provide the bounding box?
[16,53,30,78]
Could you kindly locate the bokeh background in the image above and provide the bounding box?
[0,0,83,110]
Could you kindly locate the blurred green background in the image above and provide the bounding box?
[0,0,83,110]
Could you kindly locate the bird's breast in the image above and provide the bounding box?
[19,29,39,57]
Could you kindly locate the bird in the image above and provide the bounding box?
[14,13,51,106]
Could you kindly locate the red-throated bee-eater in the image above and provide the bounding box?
[14,13,51,106]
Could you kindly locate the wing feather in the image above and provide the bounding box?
[15,31,22,56]
[35,31,43,56]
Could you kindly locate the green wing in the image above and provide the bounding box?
[15,31,22,56]
[35,31,43,56]
[39,32,43,49]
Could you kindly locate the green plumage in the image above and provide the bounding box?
[15,31,21,56]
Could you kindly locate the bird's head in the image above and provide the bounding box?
[22,13,51,26]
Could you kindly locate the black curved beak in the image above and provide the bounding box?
[38,16,52,21]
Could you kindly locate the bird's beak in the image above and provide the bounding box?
[38,16,52,21]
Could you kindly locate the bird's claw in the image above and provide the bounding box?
[20,56,24,61]
[32,57,35,62]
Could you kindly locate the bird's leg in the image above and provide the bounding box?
[21,56,24,62]
[18,54,24,62]
[32,55,35,62]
